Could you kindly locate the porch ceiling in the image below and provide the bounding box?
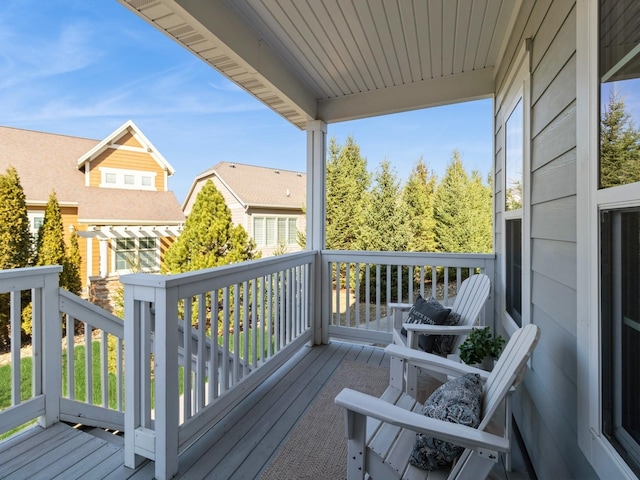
[117,0,521,129]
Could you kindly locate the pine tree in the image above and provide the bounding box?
[359,160,408,252]
[600,90,640,188]
[0,167,32,347]
[433,151,473,253]
[326,136,371,250]
[466,170,493,253]
[402,158,438,252]
[164,179,260,273]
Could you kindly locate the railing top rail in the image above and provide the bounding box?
[321,250,495,265]
[120,250,317,290]
[0,265,62,279]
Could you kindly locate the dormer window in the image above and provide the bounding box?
[99,167,156,190]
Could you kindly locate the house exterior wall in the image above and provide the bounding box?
[494,1,597,478]
[88,147,165,191]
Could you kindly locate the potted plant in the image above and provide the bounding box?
[458,327,505,370]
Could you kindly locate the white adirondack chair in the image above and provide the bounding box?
[391,273,491,356]
[335,324,540,480]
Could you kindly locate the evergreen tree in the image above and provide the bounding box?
[433,151,474,253]
[0,167,32,269]
[600,90,640,188]
[0,167,32,347]
[326,136,371,250]
[64,228,82,295]
[164,179,260,273]
[359,160,408,252]
[402,158,438,252]
[466,170,493,253]
[36,191,67,270]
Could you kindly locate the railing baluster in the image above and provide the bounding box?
[210,289,219,401]
[84,322,92,405]
[243,280,250,377]
[101,331,108,408]
[345,262,350,328]
[197,293,206,412]
[233,284,241,384]
[267,274,273,358]
[184,297,192,420]
[222,287,230,392]
[252,279,258,368]
[10,291,20,407]
[117,338,123,411]
[66,313,74,401]
[32,288,42,399]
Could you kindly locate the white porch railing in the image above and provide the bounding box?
[121,251,315,480]
[322,251,496,345]
[0,266,125,437]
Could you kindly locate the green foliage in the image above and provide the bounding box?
[0,167,32,269]
[600,90,640,188]
[0,167,32,347]
[35,191,66,268]
[458,327,505,365]
[433,151,492,254]
[326,136,371,251]
[164,180,260,273]
[63,229,82,295]
[359,160,408,252]
[403,158,438,253]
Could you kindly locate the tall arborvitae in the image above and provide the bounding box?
[0,167,32,347]
[36,191,67,270]
[600,89,640,188]
[63,228,82,295]
[164,179,260,273]
[359,160,408,252]
[403,158,438,253]
[466,170,493,253]
[326,136,371,250]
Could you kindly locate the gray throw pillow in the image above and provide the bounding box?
[433,310,462,356]
[400,295,451,352]
[409,373,482,470]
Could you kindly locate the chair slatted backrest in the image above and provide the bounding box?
[449,274,491,351]
[478,324,540,431]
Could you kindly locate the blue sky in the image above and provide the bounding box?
[0,0,493,204]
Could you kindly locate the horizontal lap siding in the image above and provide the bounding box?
[89,149,165,191]
[495,1,597,478]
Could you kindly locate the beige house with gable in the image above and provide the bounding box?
[0,120,185,301]
[183,161,306,257]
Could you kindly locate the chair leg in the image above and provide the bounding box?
[345,409,367,480]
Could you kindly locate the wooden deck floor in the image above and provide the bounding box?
[0,341,535,479]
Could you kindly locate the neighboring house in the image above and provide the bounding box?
[0,120,185,303]
[183,161,306,257]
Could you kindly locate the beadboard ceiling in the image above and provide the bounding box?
[118,0,521,129]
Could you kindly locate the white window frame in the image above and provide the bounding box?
[99,167,157,190]
[577,1,640,477]
[27,211,45,239]
[499,42,532,337]
[112,236,159,273]
[252,215,299,247]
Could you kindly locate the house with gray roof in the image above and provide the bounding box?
[183,161,306,257]
[0,120,185,299]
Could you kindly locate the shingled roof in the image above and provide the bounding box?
[0,125,184,224]
[188,161,306,210]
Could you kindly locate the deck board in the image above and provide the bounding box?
[0,341,532,479]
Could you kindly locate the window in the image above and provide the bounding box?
[114,237,158,271]
[99,167,157,190]
[598,1,640,473]
[27,212,45,241]
[601,209,640,474]
[253,216,299,247]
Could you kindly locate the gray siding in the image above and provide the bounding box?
[494,1,597,479]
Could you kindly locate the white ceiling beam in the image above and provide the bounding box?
[317,68,495,124]
[170,0,317,121]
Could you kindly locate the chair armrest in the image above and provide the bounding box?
[335,388,509,453]
[385,344,490,381]
[401,324,477,335]
[388,302,413,311]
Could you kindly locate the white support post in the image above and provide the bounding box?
[153,283,180,480]
[40,266,62,428]
[306,120,327,345]
[124,281,143,469]
[99,239,108,277]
